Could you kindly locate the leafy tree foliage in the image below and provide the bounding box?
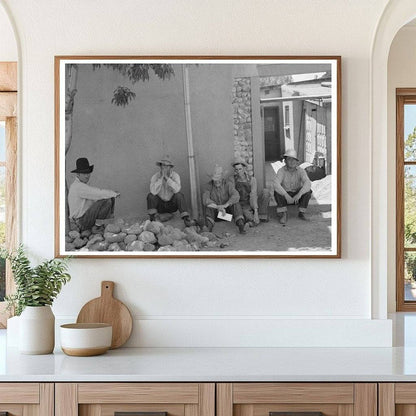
[92,64,175,107]
[404,127,416,280]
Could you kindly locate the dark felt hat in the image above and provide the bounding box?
[71,157,94,174]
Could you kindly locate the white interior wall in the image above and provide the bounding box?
[0,0,394,346]
[0,3,17,61]
[387,25,416,312]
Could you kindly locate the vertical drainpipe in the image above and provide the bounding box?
[182,65,199,219]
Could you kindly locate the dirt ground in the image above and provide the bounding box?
[152,200,332,253]
[106,176,333,253]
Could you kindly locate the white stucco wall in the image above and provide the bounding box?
[0,0,395,346]
[0,3,17,61]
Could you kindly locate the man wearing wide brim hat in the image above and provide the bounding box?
[202,165,246,234]
[147,156,195,227]
[68,157,120,233]
[229,157,271,225]
[273,149,312,225]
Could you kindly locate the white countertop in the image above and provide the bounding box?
[1,332,416,382]
[3,314,416,382]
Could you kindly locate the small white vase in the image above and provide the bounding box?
[19,306,55,354]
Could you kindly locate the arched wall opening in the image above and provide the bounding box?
[371,0,416,319]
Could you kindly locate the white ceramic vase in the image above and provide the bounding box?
[19,305,55,354]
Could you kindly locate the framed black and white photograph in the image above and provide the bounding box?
[55,56,341,258]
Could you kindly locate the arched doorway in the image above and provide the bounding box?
[371,0,416,319]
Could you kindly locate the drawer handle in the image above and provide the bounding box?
[115,412,168,416]
[270,413,324,416]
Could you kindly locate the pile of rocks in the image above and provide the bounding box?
[65,219,222,252]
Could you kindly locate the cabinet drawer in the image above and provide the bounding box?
[218,383,376,416]
[56,383,215,416]
[0,383,53,416]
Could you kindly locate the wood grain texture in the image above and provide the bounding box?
[379,384,395,416]
[252,403,339,416]
[233,383,354,404]
[217,384,233,416]
[22,404,39,416]
[100,402,185,416]
[0,116,17,328]
[79,404,101,416]
[76,281,133,349]
[395,383,416,403]
[54,56,61,258]
[337,404,353,416]
[39,383,54,416]
[0,92,16,120]
[55,383,78,416]
[0,405,23,416]
[199,384,215,416]
[336,56,342,258]
[397,93,406,311]
[0,62,17,92]
[397,405,416,416]
[5,116,17,295]
[185,403,198,416]
[78,383,199,404]
[0,383,39,403]
[353,384,377,416]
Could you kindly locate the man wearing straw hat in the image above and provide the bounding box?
[202,165,246,234]
[147,156,195,227]
[228,157,271,225]
[68,157,120,232]
[273,149,312,225]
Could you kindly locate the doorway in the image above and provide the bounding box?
[263,106,281,162]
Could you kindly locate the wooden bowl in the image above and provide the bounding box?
[60,323,112,356]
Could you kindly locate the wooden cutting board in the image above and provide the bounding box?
[76,281,133,349]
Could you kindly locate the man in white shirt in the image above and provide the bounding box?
[68,157,120,232]
[147,157,195,227]
[273,149,312,225]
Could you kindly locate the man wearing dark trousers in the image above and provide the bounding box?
[147,156,195,227]
[273,149,312,225]
[68,157,120,232]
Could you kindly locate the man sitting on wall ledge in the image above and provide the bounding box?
[68,157,120,233]
[147,156,196,228]
[273,149,312,225]
[228,157,271,225]
[202,165,246,234]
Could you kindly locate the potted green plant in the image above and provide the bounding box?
[2,245,71,354]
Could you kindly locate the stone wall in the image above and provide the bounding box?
[232,78,253,176]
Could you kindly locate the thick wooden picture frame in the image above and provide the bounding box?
[55,56,341,258]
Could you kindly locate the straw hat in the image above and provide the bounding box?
[283,149,298,161]
[156,156,174,167]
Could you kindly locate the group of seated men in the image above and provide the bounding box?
[67,149,312,235]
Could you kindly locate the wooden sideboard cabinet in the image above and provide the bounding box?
[55,383,215,416]
[0,383,53,416]
[217,383,377,416]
